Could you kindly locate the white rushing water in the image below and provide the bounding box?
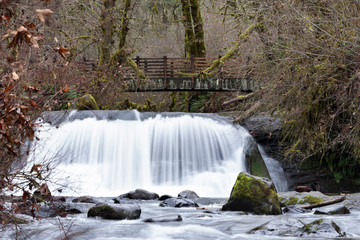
[28,110,287,197]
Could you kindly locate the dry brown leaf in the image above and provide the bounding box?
[36,9,54,23]
[30,37,39,49]
[1,14,11,21]
[63,86,70,92]
[30,100,37,108]
[11,71,19,80]
[17,25,28,33]
[0,119,6,131]
[24,22,36,29]
[4,84,14,93]
[2,29,17,40]
[55,47,70,59]
[22,190,31,202]
[31,164,42,173]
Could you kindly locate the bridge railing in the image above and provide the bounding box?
[121,56,253,91]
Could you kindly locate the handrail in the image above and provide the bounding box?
[121,56,246,90]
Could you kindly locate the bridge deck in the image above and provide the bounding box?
[120,57,259,92]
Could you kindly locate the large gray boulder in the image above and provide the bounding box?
[160,197,199,208]
[118,189,159,200]
[222,172,281,215]
[178,190,199,200]
[87,203,141,220]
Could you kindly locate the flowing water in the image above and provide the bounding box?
[3,110,359,240]
[28,110,287,197]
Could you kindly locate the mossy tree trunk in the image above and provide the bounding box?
[98,0,116,68]
[110,0,132,67]
[181,0,206,57]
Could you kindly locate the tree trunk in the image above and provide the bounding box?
[110,0,131,66]
[181,0,206,57]
[99,0,116,68]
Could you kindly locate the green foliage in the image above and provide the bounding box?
[172,92,228,113]
[52,87,79,111]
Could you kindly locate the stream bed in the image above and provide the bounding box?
[2,192,360,240]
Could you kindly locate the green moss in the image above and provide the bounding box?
[284,197,299,205]
[302,195,323,204]
[228,174,281,215]
[302,219,324,234]
[78,94,99,110]
[126,57,146,79]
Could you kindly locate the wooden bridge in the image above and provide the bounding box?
[121,56,259,92]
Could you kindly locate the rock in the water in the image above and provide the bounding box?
[27,202,67,218]
[87,203,141,220]
[160,197,199,208]
[54,196,66,202]
[244,137,271,179]
[178,190,199,200]
[66,208,82,214]
[159,195,173,201]
[143,214,182,223]
[249,217,346,237]
[72,196,98,204]
[282,206,309,214]
[78,94,99,110]
[314,206,350,215]
[222,172,281,215]
[118,189,159,200]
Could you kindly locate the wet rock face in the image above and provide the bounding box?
[159,197,199,208]
[178,190,199,200]
[242,113,282,149]
[87,203,141,220]
[118,189,159,200]
[222,172,281,215]
[244,137,271,179]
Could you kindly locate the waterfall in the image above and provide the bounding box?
[28,110,287,197]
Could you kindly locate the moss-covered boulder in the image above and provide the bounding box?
[77,94,99,110]
[222,172,281,215]
[245,137,271,179]
[87,203,141,220]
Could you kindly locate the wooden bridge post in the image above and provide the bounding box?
[191,55,195,89]
[218,55,223,90]
[163,55,167,89]
[136,56,140,90]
